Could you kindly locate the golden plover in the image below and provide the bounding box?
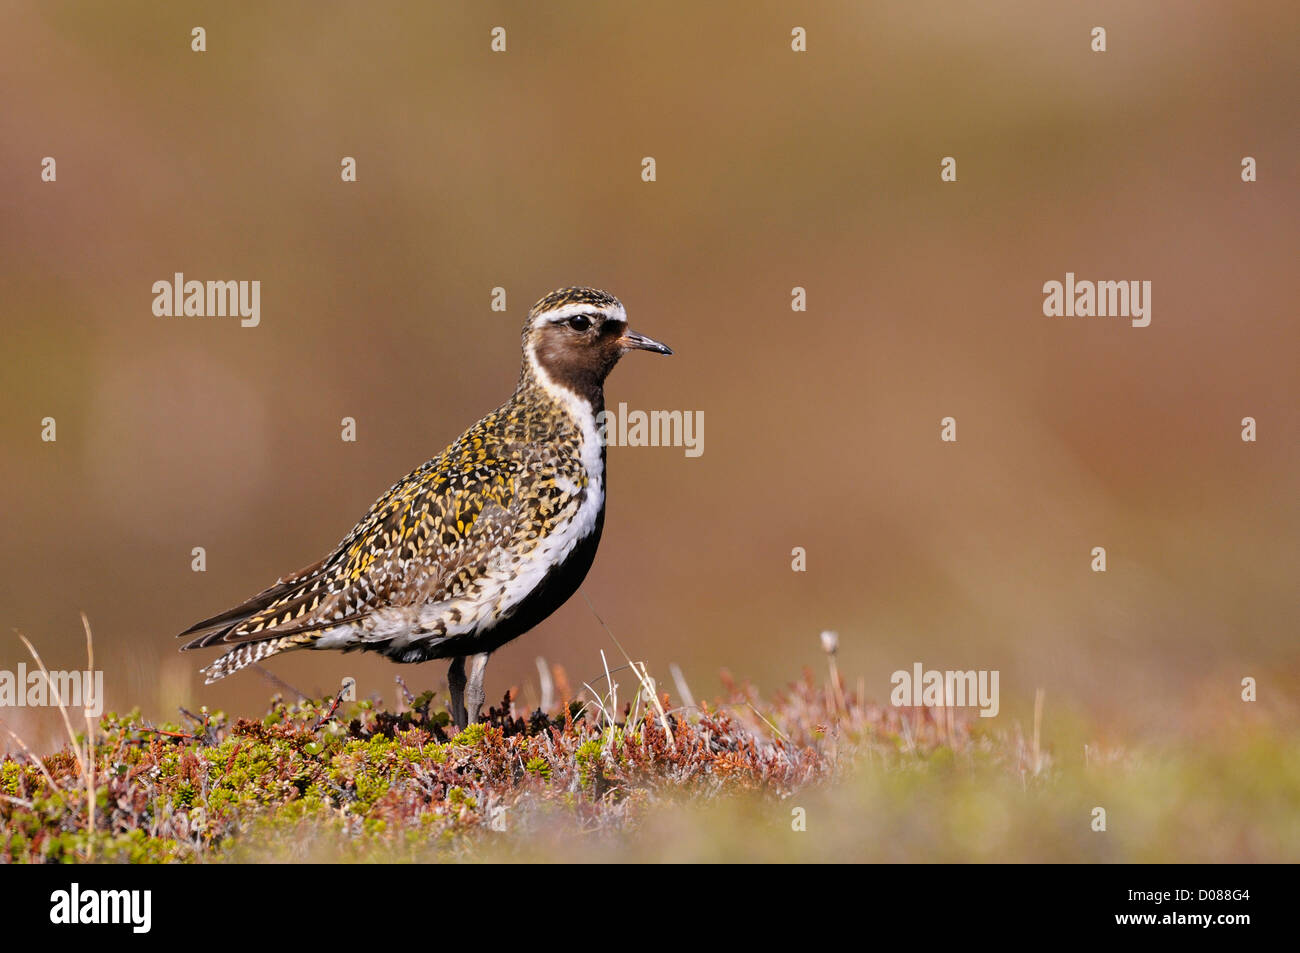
[177,287,671,728]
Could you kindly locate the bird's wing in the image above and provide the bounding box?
[176,556,337,648]
[175,462,434,650]
[177,422,564,650]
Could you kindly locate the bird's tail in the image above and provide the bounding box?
[200,637,299,684]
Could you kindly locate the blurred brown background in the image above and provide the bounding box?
[2,1,1296,748]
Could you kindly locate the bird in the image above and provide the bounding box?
[177,287,671,729]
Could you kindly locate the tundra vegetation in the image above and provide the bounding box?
[1,628,1295,863]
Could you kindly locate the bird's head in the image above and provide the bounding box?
[521,287,672,405]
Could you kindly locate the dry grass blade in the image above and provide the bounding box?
[581,681,613,727]
[251,663,309,700]
[599,649,617,738]
[579,589,676,749]
[1032,687,1045,776]
[17,632,85,779]
[629,660,675,749]
[744,700,789,743]
[536,657,554,713]
[81,613,96,852]
[669,663,695,710]
[13,621,101,859]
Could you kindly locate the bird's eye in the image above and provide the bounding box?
[566,315,593,332]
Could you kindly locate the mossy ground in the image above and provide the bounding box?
[2,672,1296,863]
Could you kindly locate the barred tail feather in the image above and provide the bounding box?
[201,637,297,684]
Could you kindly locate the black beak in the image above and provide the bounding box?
[619,329,673,355]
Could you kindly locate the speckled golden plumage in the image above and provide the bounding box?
[178,286,671,727]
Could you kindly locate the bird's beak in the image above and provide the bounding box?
[619,329,673,355]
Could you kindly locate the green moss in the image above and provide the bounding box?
[446,785,477,809]
[172,781,197,809]
[0,761,18,795]
[351,772,391,811]
[420,742,449,764]
[575,739,606,788]
[452,723,487,746]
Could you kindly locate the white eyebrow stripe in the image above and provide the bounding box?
[539,302,627,324]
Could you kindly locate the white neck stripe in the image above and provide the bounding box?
[524,340,605,480]
[526,342,594,412]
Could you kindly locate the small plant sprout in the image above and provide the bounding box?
[535,657,554,712]
[669,663,695,711]
[1032,688,1045,777]
[820,630,846,715]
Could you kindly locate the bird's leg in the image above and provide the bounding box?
[447,656,467,730]
[464,652,491,726]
